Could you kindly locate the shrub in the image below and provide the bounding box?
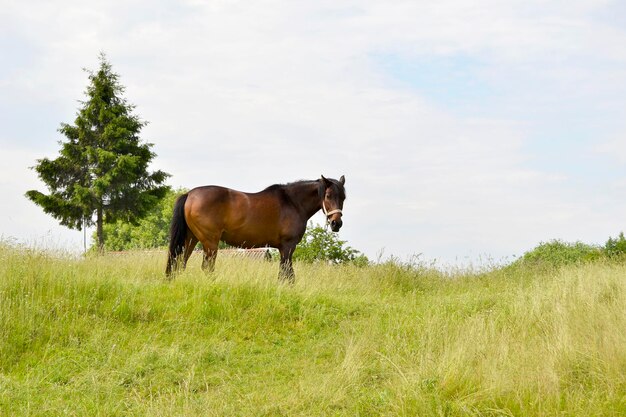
[604,232,626,259]
[293,222,368,265]
[94,188,184,251]
[513,240,602,269]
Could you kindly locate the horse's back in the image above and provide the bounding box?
[187,185,237,204]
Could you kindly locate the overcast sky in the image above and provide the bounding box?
[1,0,625,265]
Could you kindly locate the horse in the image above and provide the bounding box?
[165,175,346,281]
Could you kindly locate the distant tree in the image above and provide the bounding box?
[604,232,626,259]
[25,53,169,252]
[293,222,368,265]
[96,188,182,251]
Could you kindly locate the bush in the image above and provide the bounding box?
[513,240,602,269]
[293,222,368,265]
[94,188,185,251]
[604,232,626,259]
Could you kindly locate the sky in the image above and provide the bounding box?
[1,0,625,265]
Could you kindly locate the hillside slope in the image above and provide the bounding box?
[1,245,625,416]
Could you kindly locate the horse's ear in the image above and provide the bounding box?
[339,175,345,185]
[321,175,331,187]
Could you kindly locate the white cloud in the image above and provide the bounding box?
[596,136,626,164]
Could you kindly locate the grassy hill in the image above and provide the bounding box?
[1,244,625,416]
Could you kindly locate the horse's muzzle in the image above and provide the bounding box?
[330,218,343,232]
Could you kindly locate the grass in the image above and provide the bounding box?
[1,244,625,416]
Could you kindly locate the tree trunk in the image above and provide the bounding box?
[96,204,104,254]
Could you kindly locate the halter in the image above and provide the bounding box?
[322,201,342,228]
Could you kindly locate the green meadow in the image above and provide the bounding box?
[1,244,625,416]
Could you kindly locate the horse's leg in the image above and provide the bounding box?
[278,243,297,283]
[182,233,198,269]
[200,238,219,273]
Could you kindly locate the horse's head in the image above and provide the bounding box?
[320,175,346,232]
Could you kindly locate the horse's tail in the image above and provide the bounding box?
[166,193,189,277]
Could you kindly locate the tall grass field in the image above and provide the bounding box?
[1,243,625,416]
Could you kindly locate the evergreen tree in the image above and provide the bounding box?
[26,53,170,252]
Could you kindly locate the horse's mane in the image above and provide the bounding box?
[263,178,345,200]
[263,180,318,192]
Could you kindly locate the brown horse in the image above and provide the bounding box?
[165,175,346,281]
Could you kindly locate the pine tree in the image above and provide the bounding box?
[26,53,170,252]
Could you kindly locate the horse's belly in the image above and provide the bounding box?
[221,227,279,249]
